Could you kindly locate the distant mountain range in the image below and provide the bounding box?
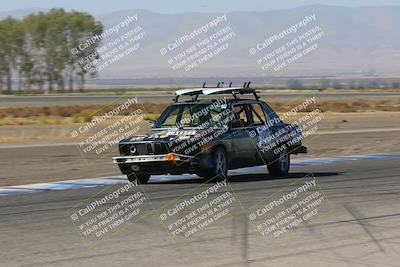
[0,8,47,20]
[2,5,400,79]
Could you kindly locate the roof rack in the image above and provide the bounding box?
[174,81,258,102]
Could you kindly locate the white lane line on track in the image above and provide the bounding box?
[0,153,399,197]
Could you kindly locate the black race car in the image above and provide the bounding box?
[113,82,307,183]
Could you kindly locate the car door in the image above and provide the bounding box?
[246,103,275,164]
[228,103,254,166]
[261,102,286,160]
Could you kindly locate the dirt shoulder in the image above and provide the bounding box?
[1,111,399,145]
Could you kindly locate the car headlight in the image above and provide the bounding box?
[130,145,137,154]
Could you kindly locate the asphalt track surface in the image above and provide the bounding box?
[1,156,400,267]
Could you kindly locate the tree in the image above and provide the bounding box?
[22,12,52,92]
[332,80,342,89]
[68,12,103,91]
[287,79,303,89]
[0,17,20,93]
[0,10,103,93]
[319,78,331,90]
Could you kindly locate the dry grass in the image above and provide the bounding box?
[0,116,71,126]
[0,100,399,126]
[270,99,400,113]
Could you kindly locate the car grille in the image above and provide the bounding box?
[119,142,170,156]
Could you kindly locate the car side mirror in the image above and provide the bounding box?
[230,119,243,129]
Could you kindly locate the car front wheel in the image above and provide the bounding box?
[127,173,151,184]
[268,149,290,177]
[198,147,227,182]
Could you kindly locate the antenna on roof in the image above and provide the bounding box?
[221,82,224,87]
[202,82,206,88]
[217,82,221,88]
[247,81,251,88]
[243,82,248,88]
[229,82,232,87]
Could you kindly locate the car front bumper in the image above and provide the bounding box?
[112,153,201,175]
[112,154,196,164]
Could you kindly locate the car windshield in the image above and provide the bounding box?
[154,102,231,129]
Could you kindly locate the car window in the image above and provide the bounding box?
[233,104,250,127]
[155,102,230,128]
[162,106,180,126]
[263,103,283,126]
[249,103,266,125]
[180,106,192,123]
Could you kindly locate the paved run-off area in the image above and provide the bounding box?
[0,157,399,266]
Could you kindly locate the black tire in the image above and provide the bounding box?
[268,149,290,177]
[127,173,151,184]
[198,147,228,182]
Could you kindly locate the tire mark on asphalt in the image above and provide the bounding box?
[344,204,385,252]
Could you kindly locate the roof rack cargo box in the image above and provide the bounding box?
[174,81,258,102]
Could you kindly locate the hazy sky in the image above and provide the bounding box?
[2,0,399,14]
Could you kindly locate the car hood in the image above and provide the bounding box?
[121,128,201,143]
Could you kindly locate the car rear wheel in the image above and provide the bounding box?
[127,173,151,184]
[268,148,290,177]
